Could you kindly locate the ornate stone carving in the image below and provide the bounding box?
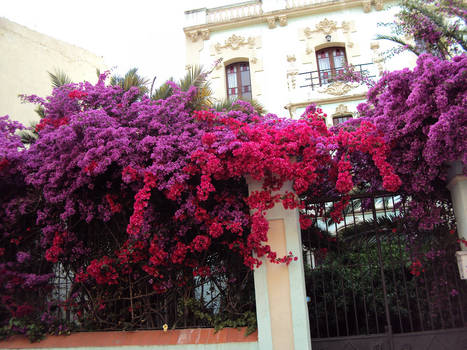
[374,0,384,11]
[363,0,372,13]
[287,54,296,63]
[303,19,353,39]
[341,21,350,33]
[287,71,298,91]
[186,29,210,42]
[267,16,276,29]
[319,81,356,96]
[334,104,349,115]
[315,18,337,35]
[370,41,380,50]
[214,34,255,53]
[267,15,288,29]
[305,46,314,55]
[250,57,258,64]
[278,15,288,27]
[200,30,210,40]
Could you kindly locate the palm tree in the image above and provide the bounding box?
[151,64,265,115]
[48,69,73,88]
[109,68,150,94]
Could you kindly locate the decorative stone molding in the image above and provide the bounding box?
[267,16,276,29]
[266,15,288,29]
[315,18,337,35]
[370,41,384,75]
[186,29,210,42]
[278,15,287,27]
[209,35,263,100]
[363,0,372,13]
[300,19,358,63]
[286,54,296,63]
[374,0,384,11]
[214,34,255,54]
[303,19,355,39]
[334,104,349,116]
[318,81,358,96]
[287,71,298,91]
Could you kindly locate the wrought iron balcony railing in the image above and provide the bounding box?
[298,62,376,90]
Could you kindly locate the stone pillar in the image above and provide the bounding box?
[447,161,467,250]
[247,179,312,350]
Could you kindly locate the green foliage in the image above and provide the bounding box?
[109,68,149,94]
[377,0,466,59]
[48,69,73,88]
[0,318,45,343]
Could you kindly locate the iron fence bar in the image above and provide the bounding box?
[452,264,467,326]
[421,264,436,329]
[373,198,394,350]
[363,293,370,334]
[350,276,360,335]
[397,232,415,332]
[441,261,457,328]
[321,271,331,337]
[365,229,380,334]
[311,264,320,337]
[331,270,340,336]
[339,274,350,336]
[428,258,446,329]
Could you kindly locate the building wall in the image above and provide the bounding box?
[0,17,106,126]
[183,0,417,123]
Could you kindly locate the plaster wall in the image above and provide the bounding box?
[184,1,417,123]
[0,17,106,126]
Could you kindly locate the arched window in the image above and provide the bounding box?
[226,62,252,100]
[316,47,347,85]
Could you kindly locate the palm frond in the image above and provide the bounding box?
[375,34,420,56]
[48,69,73,88]
[151,78,174,101]
[110,68,149,94]
[213,98,266,115]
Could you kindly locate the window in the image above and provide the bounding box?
[332,114,353,126]
[226,62,252,101]
[316,47,347,85]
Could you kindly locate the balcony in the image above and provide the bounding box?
[298,62,376,90]
[184,0,364,28]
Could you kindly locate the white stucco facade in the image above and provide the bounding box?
[183,0,417,124]
[0,17,106,126]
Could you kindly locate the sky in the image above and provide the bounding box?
[1,0,239,86]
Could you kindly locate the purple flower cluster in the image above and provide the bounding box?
[357,54,467,228]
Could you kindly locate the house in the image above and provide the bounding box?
[183,0,416,125]
[0,17,106,126]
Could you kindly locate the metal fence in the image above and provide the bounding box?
[301,193,467,340]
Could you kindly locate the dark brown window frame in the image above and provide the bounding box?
[316,46,347,85]
[225,62,252,100]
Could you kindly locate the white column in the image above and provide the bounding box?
[247,179,312,350]
[447,161,467,250]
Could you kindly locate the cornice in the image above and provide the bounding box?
[184,0,393,34]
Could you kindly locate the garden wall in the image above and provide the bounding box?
[0,328,258,350]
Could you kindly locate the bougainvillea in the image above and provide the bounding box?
[378,0,466,59]
[356,53,466,229]
[0,68,402,338]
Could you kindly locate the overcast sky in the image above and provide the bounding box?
[2,0,239,86]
